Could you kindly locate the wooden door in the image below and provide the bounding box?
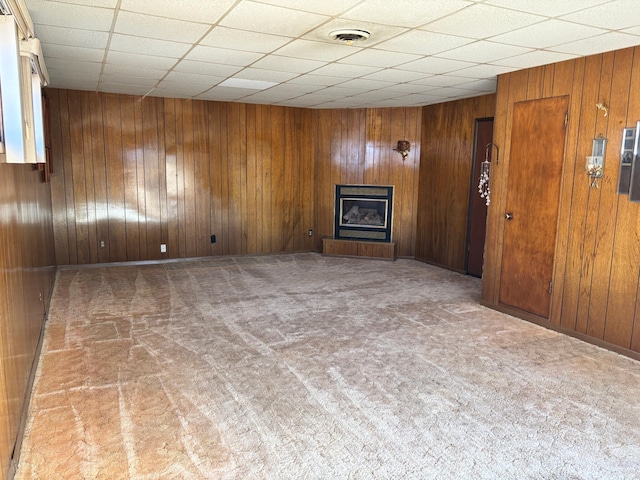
[466,118,494,277]
[499,96,568,318]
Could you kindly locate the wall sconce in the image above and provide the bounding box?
[394,140,410,160]
[586,134,606,188]
[595,102,608,117]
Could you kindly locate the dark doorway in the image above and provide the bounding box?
[466,118,494,277]
[499,96,568,318]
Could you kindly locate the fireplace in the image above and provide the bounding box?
[334,184,393,242]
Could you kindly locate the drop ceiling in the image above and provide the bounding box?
[24,0,640,109]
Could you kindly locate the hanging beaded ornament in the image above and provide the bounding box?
[478,161,491,206]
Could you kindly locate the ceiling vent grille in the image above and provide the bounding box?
[329,29,371,45]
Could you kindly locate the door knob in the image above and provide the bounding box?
[505,213,513,220]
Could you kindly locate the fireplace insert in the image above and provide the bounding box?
[334,184,393,242]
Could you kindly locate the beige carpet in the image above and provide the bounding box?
[15,253,640,479]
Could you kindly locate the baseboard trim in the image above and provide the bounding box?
[481,301,640,362]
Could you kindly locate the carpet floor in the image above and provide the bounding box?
[15,253,640,479]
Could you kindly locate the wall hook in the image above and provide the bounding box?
[485,142,499,165]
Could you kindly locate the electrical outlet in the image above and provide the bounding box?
[308,229,313,237]
[211,235,217,244]
[160,244,167,253]
[99,239,105,249]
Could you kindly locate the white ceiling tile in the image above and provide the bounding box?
[256,0,361,16]
[196,86,256,101]
[623,26,640,36]
[409,75,474,87]
[277,97,323,107]
[431,86,484,97]
[292,92,346,104]
[484,0,610,17]
[272,83,324,95]
[302,19,409,47]
[48,78,98,90]
[453,78,497,91]
[172,60,243,77]
[26,1,115,30]
[490,20,607,49]
[286,74,346,86]
[109,34,192,58]
[44,57,102,74]
[448,63,517,78]
[47,67,100,82]
[23,0,640,107]
[100,74,158,87]
[436,41,532,63]
[310,63,382,78]
[99,83,151,95]
[362,69,431,83]
[396,57,475,74]
[493,50,578,69]
[337,49,422,68]
[342,0,472,28]
[242,89,300,102]
[107,51,178,70]
[394,93,445,104]
[376,30,473,56]
[185,45,264,66]
[549,32,640,56]
[317,85,364,97]
[146,88,192,99]
[423,4,547,39]
[114,11,210,43]
[219,1,329,37]
[561,0,640,30]
[42,44,104,62]
[102,63,167,79]
[336,78,394,90]
[231,68,299,83]
[43,0,118,8]
[163,71,223,86]
[348,91,400,102]
[200,27,291,53]
[33,24,109,49]
[376,83,434,94]
[219,78,278,89]
[154,81,218,96]
[250,55,325,74]
[274,39,361,62]
[120,0,236,24]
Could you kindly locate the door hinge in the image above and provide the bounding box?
[549,281,553,294]
[564,112,568,128]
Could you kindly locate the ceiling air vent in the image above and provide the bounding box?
[329,29,371,45]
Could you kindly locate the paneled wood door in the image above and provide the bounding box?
[499,96,568,318]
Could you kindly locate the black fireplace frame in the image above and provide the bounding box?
[334,184,393,242]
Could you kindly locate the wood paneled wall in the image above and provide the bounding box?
[48,89,316,263]
[415,95,496,271]
[0,162,56,480]
[483,46,640,356]
[50,91,422,263]
[314,107,422,257]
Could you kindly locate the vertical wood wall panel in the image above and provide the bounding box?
[50,91,317,263]
[313,107,422,257]
[415,95,496,271]
[0,134,56,479]
[51,93,421,263]
[483,46,640,356]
